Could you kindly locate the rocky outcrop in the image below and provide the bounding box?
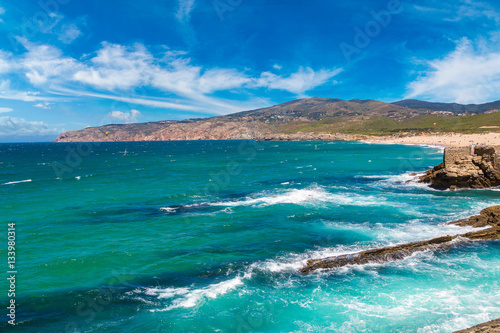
[300,206,500,274]
[420,146,500,190]
[453,318,500,333]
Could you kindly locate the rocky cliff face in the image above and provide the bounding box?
[420,146,500,190]
[55,119,270,142]
[54,119,366,143]
[53,97,421,142]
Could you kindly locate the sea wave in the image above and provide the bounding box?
[209,186,390,208]
[143,273,251,312]
[2,179,32,185]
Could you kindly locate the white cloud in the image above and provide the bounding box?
[71,42,341,106]
[74,42,152,90]
[176,0,195,22]
[254,67,343,96]
[18,37,82,86]
[0,107,12,113]
[107,109,141,123]
[58,24,82,44]
[0,116,59,136]
[406,38,500,104]
[0,40,341,114]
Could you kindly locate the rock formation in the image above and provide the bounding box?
[453,318,500,333]
[300,206,500,274]
[420,146,500,190]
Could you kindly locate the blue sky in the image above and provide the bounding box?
[0,0,499,141]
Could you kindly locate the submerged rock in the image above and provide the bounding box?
[420,146,500,190]
[300,206,500,274]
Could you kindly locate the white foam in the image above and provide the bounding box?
[2,179,32,185]
[210,186,390,208]
[159,207,177,212]
[149,273,250,312]
[252,219,490,275]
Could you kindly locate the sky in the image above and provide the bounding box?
[0,0,500,141]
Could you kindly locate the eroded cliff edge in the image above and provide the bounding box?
[420,146,500,190]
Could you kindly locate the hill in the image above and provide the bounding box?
[392,99,500,114]
[54,98,500,142]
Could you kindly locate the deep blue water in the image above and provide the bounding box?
[0,140,499,332]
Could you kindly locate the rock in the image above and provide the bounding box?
[450,206,500,228]
[419,146,500,190]
[300,206,500,274]
[453,318,500,333]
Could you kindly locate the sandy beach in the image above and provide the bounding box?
[365,132,500,147]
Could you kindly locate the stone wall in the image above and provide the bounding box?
[444,146,473,168]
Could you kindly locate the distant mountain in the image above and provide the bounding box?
[392,99,500,113]
[54,97,500,142]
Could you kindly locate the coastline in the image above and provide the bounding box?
[364,132,500,147]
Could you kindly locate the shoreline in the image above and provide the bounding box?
[363,132,500,147]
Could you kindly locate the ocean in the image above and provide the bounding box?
[1,140,499,332]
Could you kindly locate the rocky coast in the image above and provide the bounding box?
[419,146,500,190]
[300,206,500,274]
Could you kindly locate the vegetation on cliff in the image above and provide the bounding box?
[54,97,500,142]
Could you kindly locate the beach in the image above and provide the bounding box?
[366,132,500,147]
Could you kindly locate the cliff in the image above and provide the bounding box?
[54,97,500,142]
[55,119,270,142]
[420,146,500,190]
[54,98,415,142]
[300,206,500,274]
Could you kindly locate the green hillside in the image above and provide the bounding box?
[278,112,500,136]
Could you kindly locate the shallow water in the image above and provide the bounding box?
[1,140,499,332]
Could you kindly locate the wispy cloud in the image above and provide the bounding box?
[406,37,500,104]
[0,107,12,113]
[411,0,500,23]
[0,116,59,136]
[33,102,53,109]
[0,80,55,102]
[0,40,341,114]
[176,0,195,22]
[58,24,82,44]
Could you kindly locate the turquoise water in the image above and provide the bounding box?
[1,140,499,332]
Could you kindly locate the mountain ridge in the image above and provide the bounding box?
[54,97,500,142]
